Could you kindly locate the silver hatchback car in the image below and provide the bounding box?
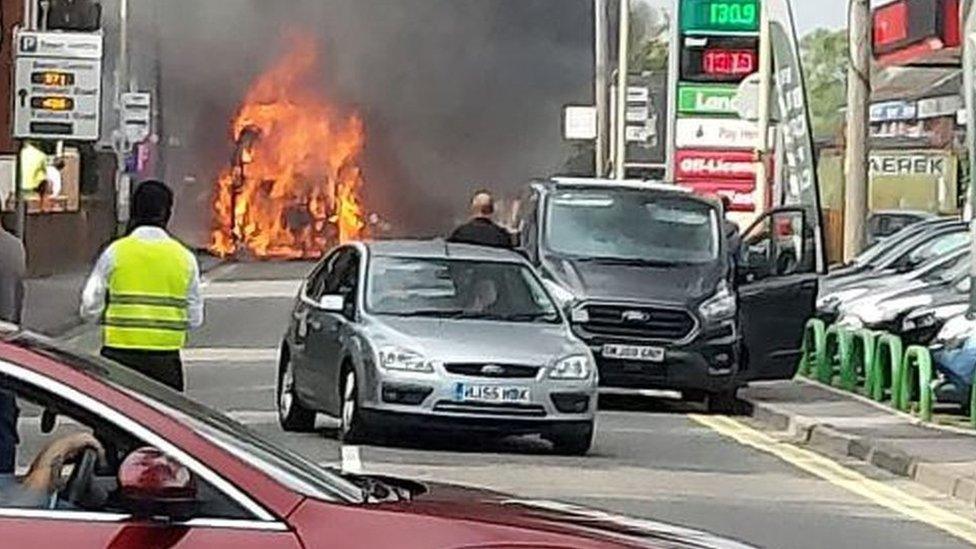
[277,240,598,454]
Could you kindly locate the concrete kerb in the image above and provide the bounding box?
[744,387,976,508]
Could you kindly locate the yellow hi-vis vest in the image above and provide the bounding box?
[103,236,193,351]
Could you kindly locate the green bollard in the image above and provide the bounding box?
[900,346,934,422]
[798,319,826,379]
[852,330,877,396]
[825,326,855,390]
[971,371,975,430]
[871,334,904,406]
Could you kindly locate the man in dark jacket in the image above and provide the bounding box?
[448,190,513,248]
[0,223,25,476]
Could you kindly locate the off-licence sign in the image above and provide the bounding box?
[675,149,759,180]
[680,0,760,33]
[677,84,738,116]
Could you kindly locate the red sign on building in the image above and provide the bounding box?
[872,0,960,66]
[679,180,757,212]
[675,149,759,181]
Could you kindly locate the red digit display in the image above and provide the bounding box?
[702,48,756,76]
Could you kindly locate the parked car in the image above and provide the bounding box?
[278,240,598,454]
[836,251,970,333]
[826,216,958,278]
[820,220,967,295]
[899,279,970,344]
[930,314,976,414]
[818,246,969,323]
[512,178,823,412]
[866,210,936,247]
[0,327,753,548]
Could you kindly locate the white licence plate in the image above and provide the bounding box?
[602,344,665,363]
[454,383,531,404]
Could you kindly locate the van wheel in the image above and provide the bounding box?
[705,389,739,415]
[277,346,316,432]
[339,366,370,444]
[547,421,594,456]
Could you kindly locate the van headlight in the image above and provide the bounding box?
[377,347,435,373]
[549,354,593,380]
[699,281,736,323]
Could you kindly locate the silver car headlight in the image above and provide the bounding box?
[699,281,736,323]
[549,354,593,380]
[377,347,435,373]
[935,315,976,348]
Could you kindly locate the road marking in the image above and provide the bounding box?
[341,445,363,474]
[690,414,976,545]
[182,348,278,362]
[226,410,279,424]
[201,279,302,299]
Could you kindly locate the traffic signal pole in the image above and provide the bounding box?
[842,0,871,262]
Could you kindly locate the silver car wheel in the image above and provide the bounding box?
[341,370,357,436]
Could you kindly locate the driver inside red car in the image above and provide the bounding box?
[0,432,103,508]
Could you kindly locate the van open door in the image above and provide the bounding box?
[737,207,819,381]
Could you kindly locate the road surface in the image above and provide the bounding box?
[116,261,976,548]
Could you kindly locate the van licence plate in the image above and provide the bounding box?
[602,344,665,363]
[454,383,531,404]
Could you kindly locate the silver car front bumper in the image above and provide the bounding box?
[359,365,597,426]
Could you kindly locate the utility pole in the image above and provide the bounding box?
[754,0,772,204]
[842,0,871,262]
[595,0,608,178]
[114,0,131,234]
[614,0,630,180]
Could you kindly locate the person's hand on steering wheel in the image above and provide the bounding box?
[22,432,105,497]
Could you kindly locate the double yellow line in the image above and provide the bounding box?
[689,414,976,545]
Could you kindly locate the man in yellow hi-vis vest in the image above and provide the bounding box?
[80,181,203,391]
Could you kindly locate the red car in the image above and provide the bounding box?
[0,328,751,548]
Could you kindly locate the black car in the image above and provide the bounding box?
[512,178,824,412]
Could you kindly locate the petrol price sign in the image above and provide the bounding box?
[680,36,759,82]
[680,0,760,34]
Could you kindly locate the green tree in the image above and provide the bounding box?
[631,2,669,72]
[800,28,849,139]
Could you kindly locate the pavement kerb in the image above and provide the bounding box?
[744,395,976,508]
[795,377,976,438]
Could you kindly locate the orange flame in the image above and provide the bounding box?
[210,36,367,259]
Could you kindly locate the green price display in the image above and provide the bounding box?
[680,0,759,33]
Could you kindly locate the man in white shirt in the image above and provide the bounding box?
[80,181,203,391]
